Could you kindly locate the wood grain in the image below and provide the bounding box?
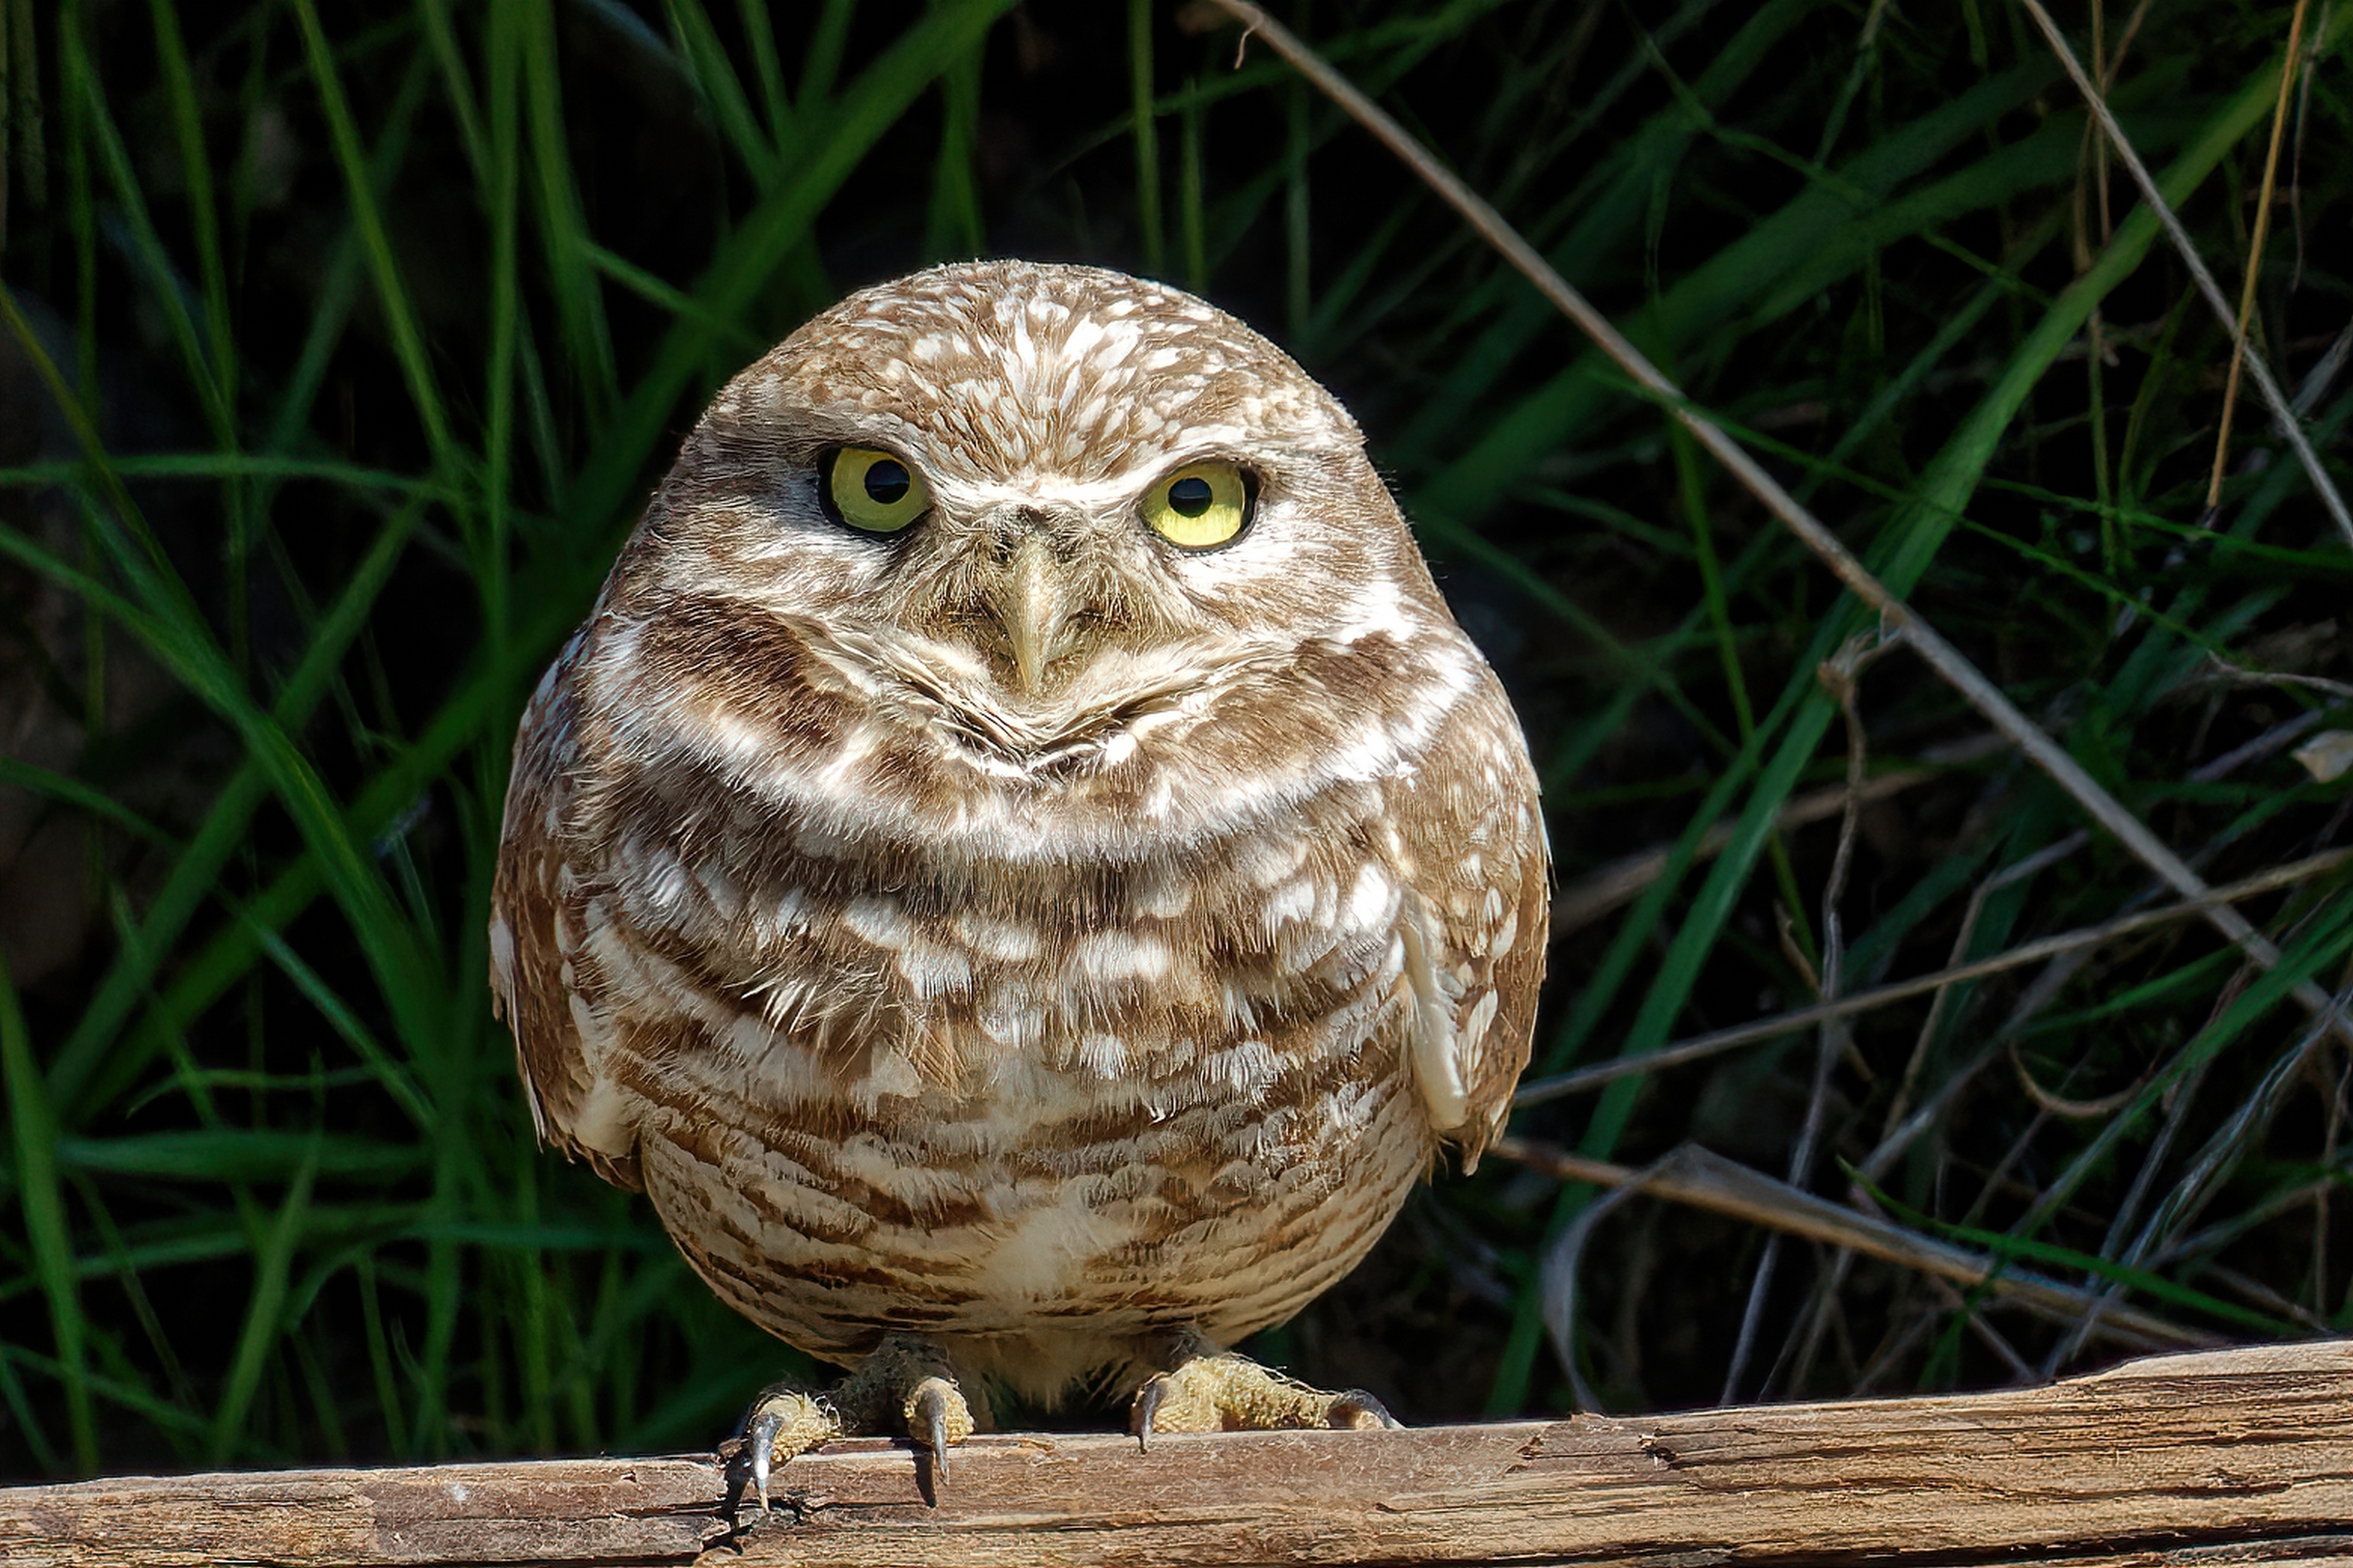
[5,1341,2350,1566]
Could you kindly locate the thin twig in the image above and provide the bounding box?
[2318,1048,2347,1316]
[1493,1137,2216,1351]
[1754,639,1895,1402]
[2102,0,2159,87]
[2298,316,2353,416]
[1538,1171,1652,1411]
[1514,846,2353,1109]
[2205,0,2314,514]
[2197,654,2353,704]
[2202,1261,2335,1332]
[1861,950,2091,1188]
[2010,1033,2147,1121]
[1726,635,1885,1405]
[1853,1300,1943,1394]
[1551,735,2005,940]
[2014,0,2353,548]
[2193,707,2331,780]
[2046,987,2348,1371]
[2153,1175,2333,1270]
[1940,1275,2040,1384]
[1207,0,2353,1049]
[1881,833,2090,1138]
[2040,1046,2220,1377]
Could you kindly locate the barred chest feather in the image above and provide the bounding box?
[539,668,1500,1398]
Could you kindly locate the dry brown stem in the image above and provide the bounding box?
[2015,0,2353,546]
[1204,0,2353,1051]
[1495,1136,2214,1350]
[2205,0,2314,512]
[1515,845,2353,1109]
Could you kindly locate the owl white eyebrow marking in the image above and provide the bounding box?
[932,474,1160,510]
[931,447,1257,512]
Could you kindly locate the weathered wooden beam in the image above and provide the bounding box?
[4,1340,2349,1566]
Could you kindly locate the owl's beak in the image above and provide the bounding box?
[990,533,1079,694]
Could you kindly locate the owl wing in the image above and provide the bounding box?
[488,631,644,1191]
[1393,676,1550,1170]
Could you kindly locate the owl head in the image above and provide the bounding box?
[580,261,1487,851]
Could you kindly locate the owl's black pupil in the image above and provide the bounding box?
[862,459,911,505]
[1168,475,1215,517]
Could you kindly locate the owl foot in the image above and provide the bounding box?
[1128,1347,1400,1449]
[743,1386,842,1511]
[740,1335,976,1510]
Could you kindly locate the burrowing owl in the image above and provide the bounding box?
[490,260,1546,1493]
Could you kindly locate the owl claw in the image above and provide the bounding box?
[738,1385,842,1512]
[731,1354,974,1513]
[1131,1374,1169,1451]
[911,1380,956,1480]
[899,1372,974,1484]
[747,1409,780,1512]
[1328,1389,1403,1430]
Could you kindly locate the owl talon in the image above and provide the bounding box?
[747,1411,778,1512]
[1328,1389,1403,1430]
[740,1385,843,1511]
[1131,1374,1168,1451]
[905,1375,971,1480]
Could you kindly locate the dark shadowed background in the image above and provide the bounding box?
[1,0,2350,1478]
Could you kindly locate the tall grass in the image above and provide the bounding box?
[0,0,2347,1474]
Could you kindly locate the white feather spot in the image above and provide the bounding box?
[1265,874,1318,929]
[842,895,914,950]
[1074,1033,1129,1078]
[1346,862,1395,931]
[967,1191,1133,1303]
[954,914,1041,962]
[1490,902,1519,959]
[487,917,517,1003]
[1067,930,1172,984]
[1398,891,1469,1132]
[1204,1039,1280,1097]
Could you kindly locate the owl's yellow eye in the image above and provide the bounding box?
[1140,461,1250,549]
[825,447,930,533]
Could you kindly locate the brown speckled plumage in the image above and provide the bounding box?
[490,260,1547,1406]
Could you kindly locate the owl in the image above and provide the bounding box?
[490,260,1547,1499]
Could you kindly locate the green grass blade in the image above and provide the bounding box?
[47,504,420,1117]
[1128,0,1163,275]
[2,956,96,1472]
[923,28,985,261]
[560,0,1018,540]
[664,0,777,187]
[521,0,620,419]
[0,758,172,846]
[206,1141,317,1463]
[288,0,465,484]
